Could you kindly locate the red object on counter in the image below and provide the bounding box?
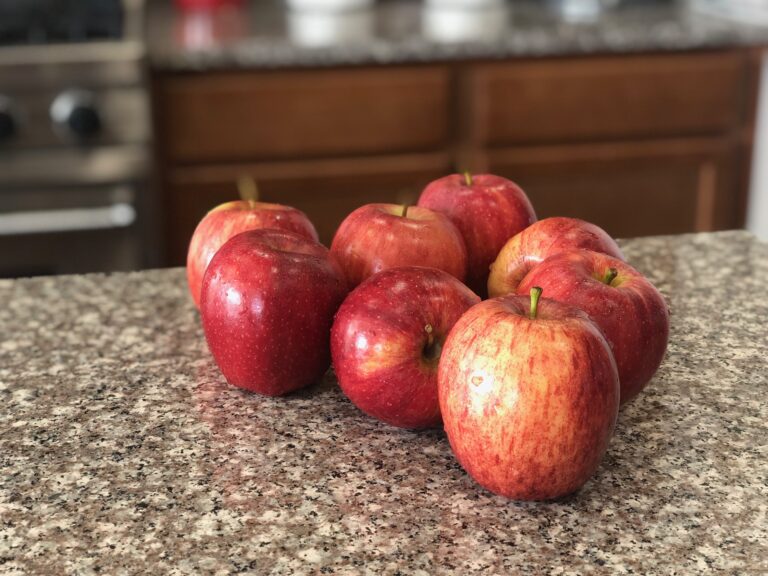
[173,0,247,49]
[174,0,242,10]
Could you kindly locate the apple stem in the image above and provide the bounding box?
[401,204,410,218]
[463,171,473,186]
[425,324,434,348]
[602,267,619,286]
[529,287,543,320]
[422,324,443,362]
[237,175,259,205]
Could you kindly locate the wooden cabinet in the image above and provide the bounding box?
[465,52,748,146]
[157,66,450,163]
[481,138,736,238]
[153,50,759,265]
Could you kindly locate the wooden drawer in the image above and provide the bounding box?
[158,67,450,164]
[469,52,748,146]
[482,138,737,238]
[164,153,452,264]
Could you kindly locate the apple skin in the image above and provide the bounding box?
[200,228,347,396]
[438,293,619,501]
[487,217,625,298]
[187,200,318,309]
[417,173,536,297]
[517,249,670,404]
[330,203,468,289]
[331,266,480,429]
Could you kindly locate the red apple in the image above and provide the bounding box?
[439,288,620,501]
[418,173,536,296]
[488,217,624,297]
[331,266,480,429]
[330,203,467,289]
[201,228,347,396]
[187,200,318,308]
[517,249,669,404]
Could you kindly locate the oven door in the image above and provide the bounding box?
[0,181,143,278]
[0,144,151,278]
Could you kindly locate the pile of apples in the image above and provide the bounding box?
[187,173,669,501]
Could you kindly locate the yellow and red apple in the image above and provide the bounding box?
[439,289,620,501]
[488,216,624,297]
[517,249,669,404]
[187,200,318,308]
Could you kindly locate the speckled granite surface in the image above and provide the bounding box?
[1,230,767,574]
[146,0,768,71]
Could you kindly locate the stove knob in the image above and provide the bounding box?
[51,90,102,140]
[0,96,18,142]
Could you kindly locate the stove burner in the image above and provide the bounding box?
[0,0,124,45]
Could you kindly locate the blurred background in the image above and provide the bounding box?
[1,0,768,277]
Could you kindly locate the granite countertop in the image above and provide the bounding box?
[1,230,767,574]
[146,0,768,71]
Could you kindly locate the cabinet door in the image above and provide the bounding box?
[467,52,748,146]
[157,66,450,163]
[482,138,737,238]
[164,153,452,265]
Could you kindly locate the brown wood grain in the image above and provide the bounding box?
[484,138,737,238]
[157,66,451,164]
[468,51,749,146]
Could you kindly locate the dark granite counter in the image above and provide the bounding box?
[1,230,767,573]
[146,0,768,71]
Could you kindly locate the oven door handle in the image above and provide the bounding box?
[0,203,136,236]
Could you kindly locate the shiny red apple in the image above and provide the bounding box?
[201,228,346,396]
[488,217,624,297]
[331,266,480,429]
[187,200,318,308]
[418,173,536,296]
[517,249,669,404]
[329,203,467,289]
[439,288,620,501]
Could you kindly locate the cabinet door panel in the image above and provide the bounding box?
[470,52,747,146]
[165,154,451,265]
[159,66,450,163]
[485,139,737,238]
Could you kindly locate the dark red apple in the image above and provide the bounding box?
[331,266,480,429]
[329,203,467,289]
[187,200,318,308]
[517,249,669,404]
[439,288,620,501]
[418,173,536,296]
[201,228,346,396]
[488,217,624,297]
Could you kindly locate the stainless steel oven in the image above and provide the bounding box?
[0,0,153,278]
